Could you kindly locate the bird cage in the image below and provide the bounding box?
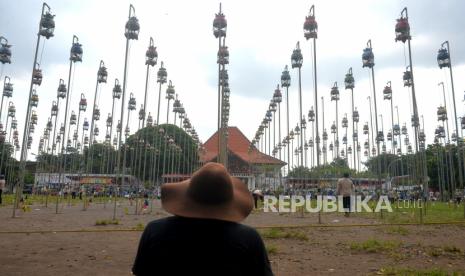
[393,124,400,136]
[93,107,100,121]
[340,149,344,157]
[393,140,397,147]
[3,76,13,97]
[105,133,111,143]
[342,116,348,128]
[27,136,33,149]
[397,148,401,155]
[407,144,412,154]
[0,37,12,64]
[308,138,314,147]
[403,69,413,87]
[308,108,315,122]
[303,7,318,40]
[223,85,231,99]
[11,118,18,128]
[56,135,61,144]
[30,111,38,125]
[125,126,130,137]
[329,143,334,151]
[166,81,175,100]
[304,142,309,150]
[219,69,229,86]
[331,122,336,133]
[8,102,16,117]
[269,101,277,112]
[125,6,140,40]
[353,108,359,123]
[364,141,369,150]
[70,111,77,125]
[322,145,327,154]
[377,131,384,142]
[437,47,450,69]
[73,130,78,141]
[371,147,376,156]
[46,119,53,131]
[57,79,67,98]
[173,97,181,113]
[343,135,347,145]
[401,124,408,135]
[79,94,87,111]
[60,124,65,135]
[145,38,158,66]
[70,36,83,62]
[323,129,328,141]
[395,13,410,43]
[94,126,99,137]
[13,130,19,139]
[31,90,39,107]
[437,106,447,121]
[383,84,392,100]
[411,114,419,127]
[363,123,369,134]
[106,114,112,127]
[387,131,392,141]
[462,117,465,130]
[157,62,168,84]
[113,136,118,146]
[344,68,355,90]
[330,82,339,101]
[294,124,300,135]
[84,136,89,145]
[381,144,386,153]
[291,42,303,69]
[353,132,358,142]
[272,85,282,104]
[404,135,410,144]
[281,66,291,88]
[29,124,35,134]
[362,47,374,68]
[66,139,73,151]
[97,61,108,83]
[213,8,227,38]
[39,8,55,39]
[51,101,58,117]
[32,66,43,85]
[0,132,5,143]
[419,130,426,142]
[83,119,89,131]
[139,106,145,120]
[451,132,457,142]
[112,79,122,99]
[217,45,229,65]
[348,146,353,155]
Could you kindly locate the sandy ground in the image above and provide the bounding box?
[1,198,465,275]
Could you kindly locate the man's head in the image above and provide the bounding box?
[343,172,350,178]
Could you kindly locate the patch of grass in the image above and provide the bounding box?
[377,266,461,276]
[426,245,463,258]
[132,223,145,231]
[265,244,278,255]
[259,228,308,241]
[95,219,120,226]
[384,226,409,236]
[350,239,401,253]
[443,245,462,254]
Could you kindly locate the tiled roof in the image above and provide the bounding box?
[200,126,285,166]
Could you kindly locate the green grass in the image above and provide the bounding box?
[259,228,308,241]
[265,244,278,255]
[350,239,401,253]
[95,219,120,226]
[384,226,410,235]
[377,267,463,276]
[426,245,463,258]
[359,201,465,224]
[132,223,145,231]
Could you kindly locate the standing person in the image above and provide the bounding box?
[337,172,355,217]
[0,175,5,205]
[133,163,273,276]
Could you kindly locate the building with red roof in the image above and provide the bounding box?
[199,126,285,189]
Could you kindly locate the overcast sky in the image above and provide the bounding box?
[1,0,465,164]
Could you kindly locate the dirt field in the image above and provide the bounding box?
[1,199,465,275]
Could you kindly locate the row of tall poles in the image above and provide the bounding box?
[3,3,202,218]
[249,5,464,204]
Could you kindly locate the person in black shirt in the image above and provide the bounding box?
[132,162,273,276]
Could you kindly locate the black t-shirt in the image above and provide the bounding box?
[132,216,273,276]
